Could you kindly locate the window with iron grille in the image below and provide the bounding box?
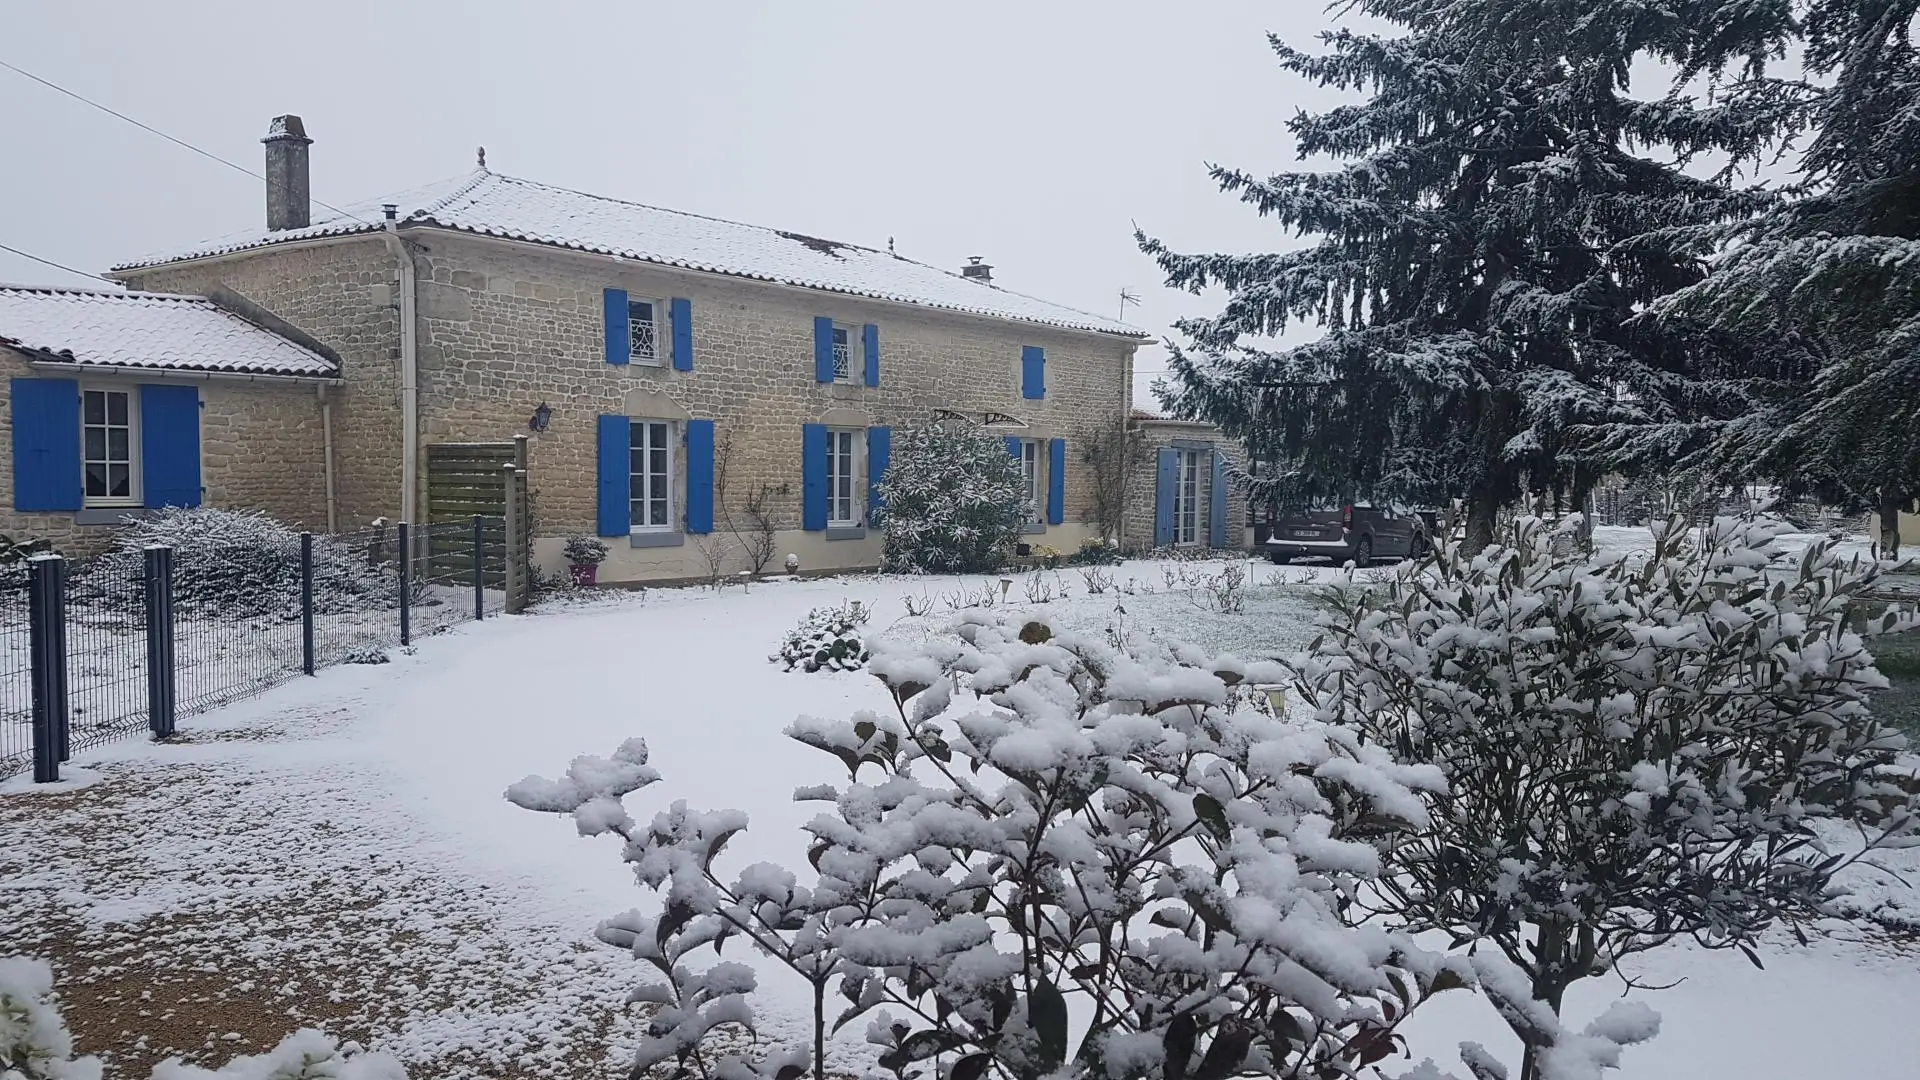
[830,325,852,382]
[82,387,139,505]
[629,419,674,530]
[629,299,659,363]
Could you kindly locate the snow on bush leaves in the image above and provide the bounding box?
[83,508,392,619]
[1294,514,1920,1071]
[875,422,1028,575]
[772,602,872,673]
[509,612,1650,1080]
[0,956,407,1080]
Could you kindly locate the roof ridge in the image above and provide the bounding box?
[411,168,496,218]
[472,171,890,258]
[0,283,214,304]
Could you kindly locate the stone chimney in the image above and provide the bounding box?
[961,256,993,285]
[262,115,313,231]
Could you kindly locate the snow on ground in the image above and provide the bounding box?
[4,541,1918,1079]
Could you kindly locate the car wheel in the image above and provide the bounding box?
[1353,535,1374,566]
[1267,551,1291,565]
[1410,531,1429,559]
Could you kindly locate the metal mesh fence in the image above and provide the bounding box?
[169,532,307,716]
[61,554,152,756]
[0,515,514,781]
[0,575,31,776]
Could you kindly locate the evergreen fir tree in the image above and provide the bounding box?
[1139,1,1797,550]
[1654,0,1920,556]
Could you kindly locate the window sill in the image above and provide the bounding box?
[629,531,685,549]
[77,507,153,526]
[825,526,866,541]
[1021,523,1047,536]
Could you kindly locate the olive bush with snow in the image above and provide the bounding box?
[0,956,405,1080]
[509,614,1665,1080]
[874,423,1028,575]
[1294,515,1920,1078]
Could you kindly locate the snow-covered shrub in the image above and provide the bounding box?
[772,602,871,672]
[1294,515,1920,1075]
[875,423,1027,574]
[563,535,609,567]
[0,956,406,1079]
[510,615,1651,1080]
[83,508,390,618]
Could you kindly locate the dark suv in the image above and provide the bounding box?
[1262,504,1431,565]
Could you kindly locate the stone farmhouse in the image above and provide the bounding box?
[1,116,1245,583]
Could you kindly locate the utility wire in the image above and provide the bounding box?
[0,56,371,225]
[0,241,118,285]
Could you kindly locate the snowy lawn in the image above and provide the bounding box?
[4,544,1918,1078]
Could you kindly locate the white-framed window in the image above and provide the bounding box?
[831,324,853,382]
[629,299,660,364]
[82,387,139,506]
[1019,439,1043,524]
[827,428,860,526]
[1173,447,1212,546]
[629,419,674,531]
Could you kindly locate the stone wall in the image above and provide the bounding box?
[405,234,1136,583]
[1120,418,1249,554]
[119,237,402,529]
[0,345,328,554]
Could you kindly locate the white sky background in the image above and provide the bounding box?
[0,0,1399,408]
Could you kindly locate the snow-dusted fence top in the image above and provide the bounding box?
[1,512,518,782]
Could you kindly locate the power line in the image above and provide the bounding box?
[0,57,370,225]
[0,241,117,285]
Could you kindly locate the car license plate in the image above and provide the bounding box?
[1291,530,1317,538]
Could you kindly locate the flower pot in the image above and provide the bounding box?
[569,563,599,587]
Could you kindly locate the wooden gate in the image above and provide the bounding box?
[425,437,531,613]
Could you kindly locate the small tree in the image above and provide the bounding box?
[714,433,784,577]
[510,614,1674,1080]
[876,422,1027,574]
[1293,515,1919,1080]
[1081,418,1149,546]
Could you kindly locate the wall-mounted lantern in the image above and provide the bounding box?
[528,402,552,434]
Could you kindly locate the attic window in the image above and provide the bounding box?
[777,231,847,257]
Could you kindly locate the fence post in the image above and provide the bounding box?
[473,514,485,621]
[398,521,412,647]
[300,532,316,675]
[144,546,178,739]
[503,463,524,615]
[27,554,68,783]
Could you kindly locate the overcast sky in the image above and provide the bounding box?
[0,0,1394,405]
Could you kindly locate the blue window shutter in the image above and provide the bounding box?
[685,419,714,533]
[1021,345,1045,400]
[802,424,828,530]
[862,324,880,387]
[139,384,201,508]
[1154,447,1177,547]
[1047,437,1066,526]
[1004,435,1022,459]
[1208,450,1229,547]
[596,414,630,536]
[813,317,835,383]
[670,298,694,371]
[866,425,891,522]
[10,378,81,512]
[603,288,630,365]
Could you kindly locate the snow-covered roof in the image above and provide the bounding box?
[111,170,1148,339]
[0,286,340,378]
